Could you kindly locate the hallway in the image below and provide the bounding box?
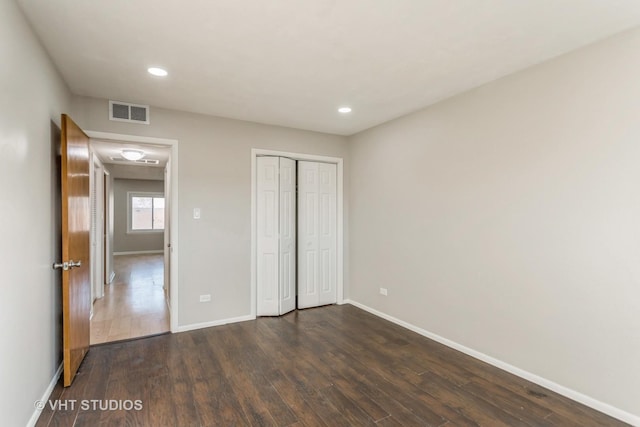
[90,254,169,344]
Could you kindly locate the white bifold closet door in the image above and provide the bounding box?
[256,156,296,316]
[297,161,337,309]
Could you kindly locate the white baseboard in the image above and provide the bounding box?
[114,250,164,256]
[175,314,256,333]
[346,300,640,426]
[27,363,63,427]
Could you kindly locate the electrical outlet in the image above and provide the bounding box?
[379,288,388,296]
[199,294,211,302]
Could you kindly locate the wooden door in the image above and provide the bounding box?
[60,114,91,386]
[297,161,337,309]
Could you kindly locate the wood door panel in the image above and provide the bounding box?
[61,114,91,386]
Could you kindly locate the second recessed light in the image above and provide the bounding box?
[338,107,352,113]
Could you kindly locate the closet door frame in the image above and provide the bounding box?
[250,149,344,318]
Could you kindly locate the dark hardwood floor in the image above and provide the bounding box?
[37,305,626,426]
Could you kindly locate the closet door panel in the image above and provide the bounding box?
[257,157,280,316]
[317,163,337,305]
[279,157,296,315]
[298,161,336,309]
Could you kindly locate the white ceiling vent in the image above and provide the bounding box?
[109,100,150,124]
[110,156,160,165]
[135,159,160,165]
[109,156,160,165]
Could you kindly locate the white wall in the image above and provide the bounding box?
[348,28,640,419]
[0,1,71,425]
[107,163,165,181]
[71,96,349,327]
[113,178,165,253]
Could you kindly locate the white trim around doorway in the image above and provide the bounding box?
[85,131,179,333]
[250,148,345,318]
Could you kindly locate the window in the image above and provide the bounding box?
[128,192,165,232]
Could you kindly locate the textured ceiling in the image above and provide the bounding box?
[17,0,640,135]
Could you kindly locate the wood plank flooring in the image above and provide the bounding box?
[39,305,627,426]
[90,254,169,344]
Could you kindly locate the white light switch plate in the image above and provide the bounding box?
[193,208,201,219]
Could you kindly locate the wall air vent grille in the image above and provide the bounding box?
[109,100,150,124]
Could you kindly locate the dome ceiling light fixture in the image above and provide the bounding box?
[121,149,145,161]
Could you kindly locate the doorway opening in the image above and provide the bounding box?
[251,149,344,317]
[86,132,179,342]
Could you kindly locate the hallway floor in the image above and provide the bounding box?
[90,254,169,344]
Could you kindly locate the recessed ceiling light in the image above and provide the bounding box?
[338,107,352,114]
[147,67,168,77]
[121,149,145,161]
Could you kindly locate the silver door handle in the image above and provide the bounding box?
[52,260,82,271]
[53,261,69,271]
